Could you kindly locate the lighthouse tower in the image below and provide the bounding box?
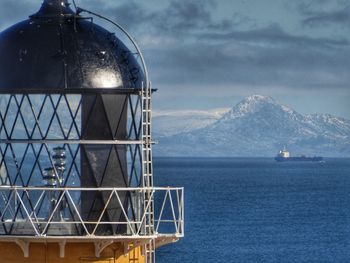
[0,1,184,262]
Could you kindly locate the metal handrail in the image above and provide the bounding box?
[0,187,184,238]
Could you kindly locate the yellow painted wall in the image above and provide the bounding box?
[0,242,144,263]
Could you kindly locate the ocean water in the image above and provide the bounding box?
[154,157,350,263]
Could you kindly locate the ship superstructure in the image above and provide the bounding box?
[0,1,184,262]
[277,148,290,158]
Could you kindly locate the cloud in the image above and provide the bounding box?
[79,0,233,34]
[0,0,38,30]
[145,24,350,91]
[288,0,349,14]
[289,0,350,28]
[80,1,152,31]
[199,25,349,47]
[153,0,214,32]
[302,6,350,27]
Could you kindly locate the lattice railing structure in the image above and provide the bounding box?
[0,187,184,239]
[0,93,145,189]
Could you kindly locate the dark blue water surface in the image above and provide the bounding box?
[154,158,350,263]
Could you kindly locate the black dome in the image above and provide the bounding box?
[0,0,143,91]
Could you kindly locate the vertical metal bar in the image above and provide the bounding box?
[168,189,178,234]
[182,188,185,235]
[155,190,169,233]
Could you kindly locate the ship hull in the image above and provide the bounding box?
[275,156,323,162]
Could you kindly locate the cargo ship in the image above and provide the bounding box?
[275,148,323,162]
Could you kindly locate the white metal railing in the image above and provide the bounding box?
[0,186,184,238]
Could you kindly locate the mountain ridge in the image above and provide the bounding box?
[154,95,350,157]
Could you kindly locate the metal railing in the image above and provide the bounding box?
[0,186,184,239]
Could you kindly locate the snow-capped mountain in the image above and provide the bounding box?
[155,95,350,157]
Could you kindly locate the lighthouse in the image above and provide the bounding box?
[0,1,184,262]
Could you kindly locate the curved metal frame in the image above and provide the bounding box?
[75,7,150,91]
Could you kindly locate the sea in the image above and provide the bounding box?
[154,157,350,263]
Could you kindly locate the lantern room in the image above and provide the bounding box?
[0,1,184,262]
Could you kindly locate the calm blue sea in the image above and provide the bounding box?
[154,157,350,263]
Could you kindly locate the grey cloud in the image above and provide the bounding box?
[289,0,349,15]
[289,0,350,27]
[152,0,216,32]
[302,6,350,27]
[145,25,350,90]
[81,0,232,34]
[149,47,350,89]
[0,0,38,30]
[199,25,349,47]
[80,1,152,31]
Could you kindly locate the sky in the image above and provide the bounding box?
[1,0,350,118]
